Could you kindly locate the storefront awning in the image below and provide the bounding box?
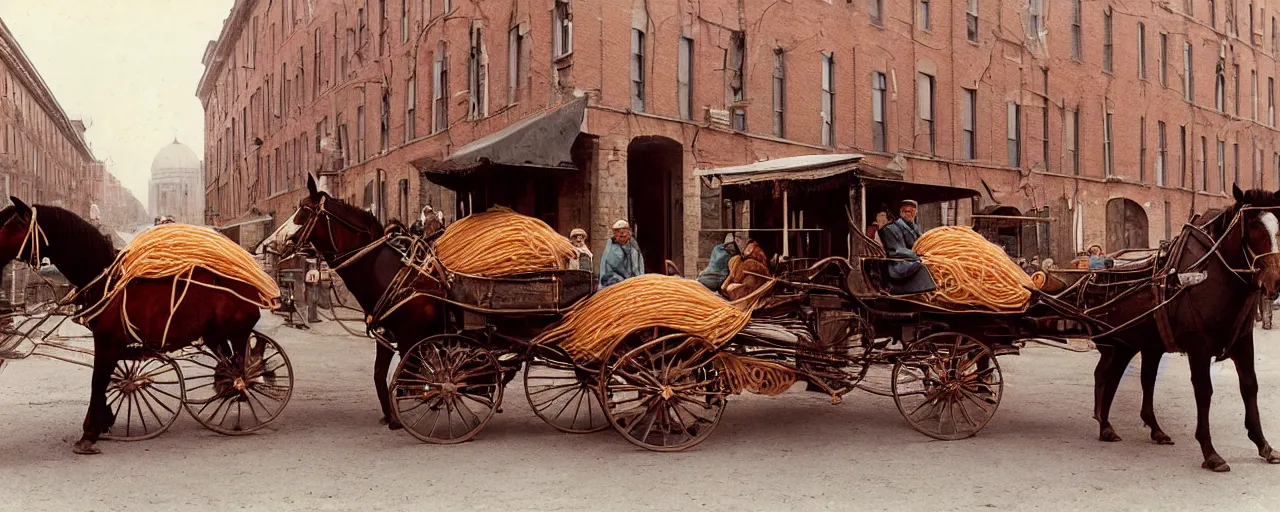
[696,154,867,188]
[253,212,299,255]
[412,97,587,182]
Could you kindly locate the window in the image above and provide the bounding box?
[398,179,410,223]
[1228,0,1237,36]
[380,89,390,152]
[679,37,694,120]
[822,53,835,146]
[553,0,572,58]
[1234,64,1241,116]
[917,72,935,153]
[631,29,645,112]
[314,29,323,100]
[1201,136,1209,190]
[1164,201,1173,241]
[1071,0,1082,60]
[1270,76,1276,126]
[1234,142,1241,187]
[1159,33,1169,86]
[358,7,367,46]
[962,88,976,159]
[357,90,366,162]
[405,75,416,141]
[1104,111,1114,177]
[1103,9,1113,72]
[1185,42,1195,102]
[468,23,488,119]
[378,0,387,55]
[1007,102,1021,167]
[1211,0,1218,29]
[1139,117,1147,182]
[1157,121,1167,186]
[1185,0,1193,16]
[872,72,887,152]
[1137,23,1146,79]
[772,48,785,137]
[433,41,448,133]
[869,0,883,25]
[1218,140,1226,191]
[1217,64,1227,111]
[728,32,746,130]
[920,0,930,30]
[1274,17,1279,55]
[967,0,979,41]
[1250,2,1256,44]
[401,0,409,43]
[442,0,451,14]
[1253,70,1259,120]
[508,26,524,104]
[1180,125,1188,187]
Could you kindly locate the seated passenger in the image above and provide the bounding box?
[696,233,740,292]
[721,240,770,300]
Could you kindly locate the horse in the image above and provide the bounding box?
[1081,185,1280,471]
[283,175,447,429]
[0,198,262,454]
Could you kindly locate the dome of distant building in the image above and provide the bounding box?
[151,139,201,176]
[148,138,204,225]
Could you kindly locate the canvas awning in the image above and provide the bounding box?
[253,212,299,255]
[412,98,587,184]
[860,177,980,206]
[696,154,867,188]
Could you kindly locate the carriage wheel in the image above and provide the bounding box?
[891,332,1003,441]
[102,356,185,441]
[182,332,295,436]
[524,345,608,434]
[599,333,727,452]
[390,334,505,444]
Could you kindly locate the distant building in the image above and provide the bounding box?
[148,139,204,225]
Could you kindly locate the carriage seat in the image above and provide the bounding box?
[860,257,938,297]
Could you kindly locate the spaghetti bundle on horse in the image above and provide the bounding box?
[434,209,577,276]
[76,223,280,346]
[532,274,773,362]
[914,226,1036,311]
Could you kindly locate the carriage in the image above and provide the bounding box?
[0,223,296,449]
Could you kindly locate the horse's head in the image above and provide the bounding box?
[0,197,46,268]
[284,175,384,262]
[1230,185,1280,300]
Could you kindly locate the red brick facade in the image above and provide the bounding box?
[200,0,1276,271]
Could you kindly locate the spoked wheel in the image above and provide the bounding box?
[600,333,727,452]
[102,356,185,441]
[181,331,295,435]
[891,332,1003,441]
[524,345,608,434]
[390,334,505,444]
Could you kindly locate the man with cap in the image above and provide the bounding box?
[567,227,594,271]
[599,220,645,287]
[877,199,936,293]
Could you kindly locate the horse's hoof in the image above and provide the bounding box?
[1202,456,1231,472]
[1152,432,1175,445]
[72,441,100,455]
[387,421,403,431]
[1099,430,1122,443]
[1260,446,1280,464]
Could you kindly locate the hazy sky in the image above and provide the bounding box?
[0,0,234,204]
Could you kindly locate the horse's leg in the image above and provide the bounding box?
[1095,344,1136,442]
[375,341,402,430]
[1139,349,1174,445]
[73,337,116,455]
[1230,335,1280,464]
[1188,351,1229,471]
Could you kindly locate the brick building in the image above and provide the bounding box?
[0,18,101,217]
[102,171,150,234]
[199,0,1277,272]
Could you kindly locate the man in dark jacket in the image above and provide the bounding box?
[877,199,935,294]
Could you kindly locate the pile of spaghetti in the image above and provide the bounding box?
[533,275,773,362]
[915,226,1040,312]
[78,224,280,344]
[434,209,577,276]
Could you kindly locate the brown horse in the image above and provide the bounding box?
[0,198,262,454]
[1081,186,1280,471]
[284,176,447,429]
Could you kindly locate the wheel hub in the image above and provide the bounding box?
[660,385,674,400]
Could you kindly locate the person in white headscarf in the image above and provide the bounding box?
[567,227,593,271]
[599,220,644,287]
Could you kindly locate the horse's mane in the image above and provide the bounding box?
[32,205,117,259]
[319,193,385,234]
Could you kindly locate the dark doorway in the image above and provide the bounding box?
[1106,198,1149,251]
[627,136,684,274]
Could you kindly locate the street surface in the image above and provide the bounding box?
[3,315,1280,511]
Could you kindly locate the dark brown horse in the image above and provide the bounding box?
[284,176,447,429]
[0,198,262,454]
[1078,186,1280,471]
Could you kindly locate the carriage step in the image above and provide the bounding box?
[991,345,1021,357]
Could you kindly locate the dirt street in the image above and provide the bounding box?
[2,315,1280,511]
